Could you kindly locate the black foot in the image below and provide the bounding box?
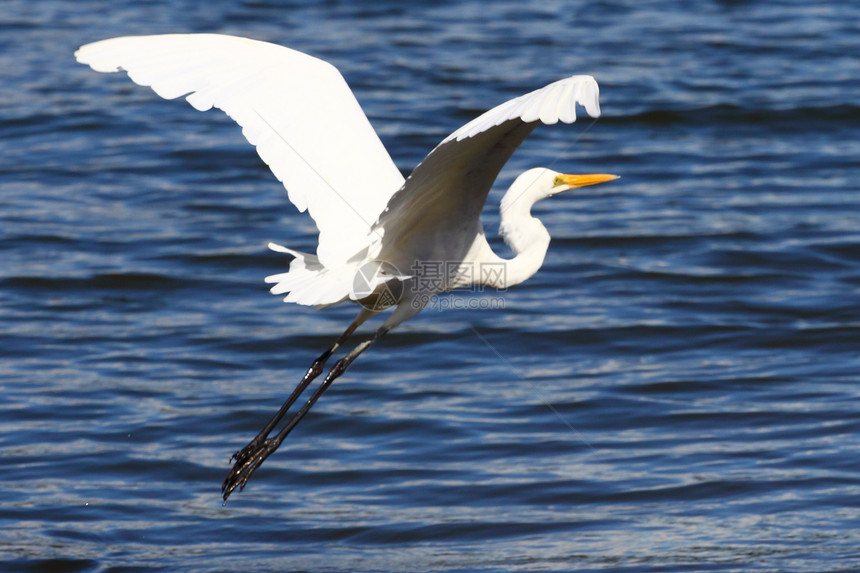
[221,437,281,503]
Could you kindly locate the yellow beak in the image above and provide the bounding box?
[554,173,620,188]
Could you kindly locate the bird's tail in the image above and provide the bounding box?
[264,242,356,307]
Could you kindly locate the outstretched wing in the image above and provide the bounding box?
[373,75,600,265]
[75,34,405,267]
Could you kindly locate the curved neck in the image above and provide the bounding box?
[482,188,550,290]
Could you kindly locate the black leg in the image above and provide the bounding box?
[221,324,388,503]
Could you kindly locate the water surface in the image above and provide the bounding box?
[1,1,859,571]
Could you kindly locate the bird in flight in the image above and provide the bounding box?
[75,34,618,502]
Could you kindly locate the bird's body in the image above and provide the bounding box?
[75,33,618,502]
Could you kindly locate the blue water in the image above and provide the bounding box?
[2,1,859,571]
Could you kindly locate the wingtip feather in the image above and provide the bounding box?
[445,74,602,143]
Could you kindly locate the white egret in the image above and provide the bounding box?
[75,34,618,502]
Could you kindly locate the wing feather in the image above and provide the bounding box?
[374,75,601,266]
[76,34,404,267]
[439,75,599,145]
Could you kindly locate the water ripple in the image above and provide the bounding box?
[1,0,859,571]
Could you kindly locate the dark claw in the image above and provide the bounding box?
[222,437,279,503]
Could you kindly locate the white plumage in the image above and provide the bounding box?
[444,75,600,142]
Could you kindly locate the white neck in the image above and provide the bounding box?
[480,180,551,290]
